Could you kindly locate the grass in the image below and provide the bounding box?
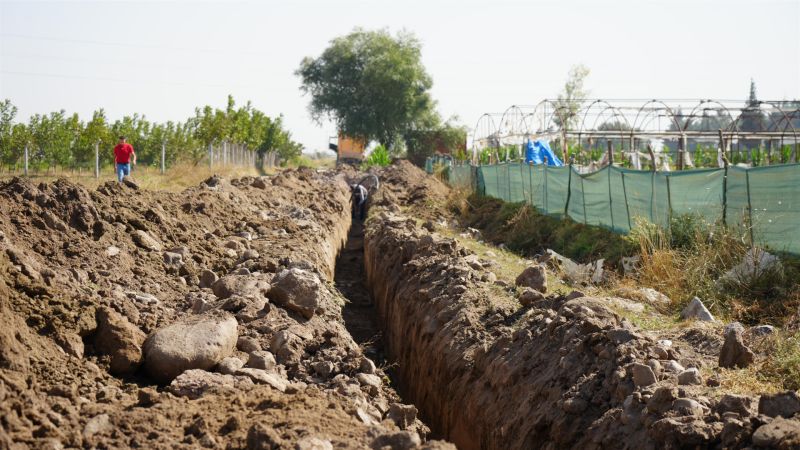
[447,189,800,393]
[0,162,263,192]
[458,194,635,266]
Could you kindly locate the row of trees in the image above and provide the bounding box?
[0,96,303,170]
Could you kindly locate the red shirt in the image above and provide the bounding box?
[114,143,135,164]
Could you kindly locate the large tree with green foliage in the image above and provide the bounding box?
[296,28,436,148]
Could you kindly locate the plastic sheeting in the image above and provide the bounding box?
[524,140,564,166]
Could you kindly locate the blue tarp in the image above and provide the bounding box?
[525,140,563,166]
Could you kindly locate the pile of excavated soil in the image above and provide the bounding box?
[0,169,450,449]
[370,161,450,221]
[365,162,800,449]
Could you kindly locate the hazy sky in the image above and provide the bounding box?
[1,0,798,151]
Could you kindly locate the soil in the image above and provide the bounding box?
[0,169,448,449]
[2,160,799,450]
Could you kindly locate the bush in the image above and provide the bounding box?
[361,145,391,169]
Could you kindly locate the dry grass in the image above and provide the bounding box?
[0,163,264,192]
[626,215,799,325]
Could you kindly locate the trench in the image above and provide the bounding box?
[334,221,384,362]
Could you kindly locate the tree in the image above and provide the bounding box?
[0,99,18,165]
[553,64,590,130]
[297,28,436,148]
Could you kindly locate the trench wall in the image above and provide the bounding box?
[363,212,668,449]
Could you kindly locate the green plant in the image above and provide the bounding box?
[361,144,391,169]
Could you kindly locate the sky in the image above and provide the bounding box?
[1,0,798,152]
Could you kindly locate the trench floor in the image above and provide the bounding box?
[335,221,385,364]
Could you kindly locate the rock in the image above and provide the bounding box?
[607,328,637,344]
[638,287,671,307]
[295,437,333,450]
[268,268,326,319]
[514,265,547,293]
[672,398,704,416]
[678,368,704,385]
[137,387,159,406]
[211,275,267,300]
[482,272,497,283]
[106,246,120,257]
[235,368,288,392]
[168,369,241,399]
[631,363,657,387]
[647,359,663,378]
[143,313,239,383]
[54,331,84,358]
[356,373,382,396]
[518,288,545,307]
[370,431,421,450]
[82,414,111,439]
[217,357,245,375]
[241,249,259,261]
[759,391,800,418]
[663,360,685,374]
[247,351,276,371]
[162,251,183,265]
[269,329,305,365]
[564,290,585,300]
[716,394,755,417]
[237,336,262,353]
[199,269,218,289]
[224,240,241,250]
[752,417,800,447]
[251,177,270,190]
[387,403,418,429]
[246,423,283,449]
[719,322,755,369]
[132,230,162,251]
[647,386,677,414]
[751,325,775,336]
[680,297,714,322]
[312,361,334,377]
[191,296,214,314]
[94,306,146,375]
[359,357,376,374]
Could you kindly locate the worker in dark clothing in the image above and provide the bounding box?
[351,183,368,220]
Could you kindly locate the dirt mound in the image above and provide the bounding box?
[0,170,446,448]
[371,160,450,219]
[364,208,800,449]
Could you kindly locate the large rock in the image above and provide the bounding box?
[514,265,547,293]
[680,297,715,322]
[94,306,146,375]
[631,363,657,387]
[268,268,326,319]
[751,417,800,448]
[759,391,800,418]
[143,312,238,383]
[719,322,755,369]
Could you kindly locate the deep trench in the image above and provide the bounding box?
[333,219,440,437]
[335,221,384,361]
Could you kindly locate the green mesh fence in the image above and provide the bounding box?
[428,157,800,254]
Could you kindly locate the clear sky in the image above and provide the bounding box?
[1,0,798,152]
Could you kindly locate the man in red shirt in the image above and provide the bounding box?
[113,136,136,183]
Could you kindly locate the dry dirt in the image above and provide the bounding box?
[0,169,448,449]
[2,160,799,450]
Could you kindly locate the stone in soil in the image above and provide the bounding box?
[143,312,238,383]
[719,322,755,369]
[514,264,547,293]
[94,306,146,375]
[680,297,715,322]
